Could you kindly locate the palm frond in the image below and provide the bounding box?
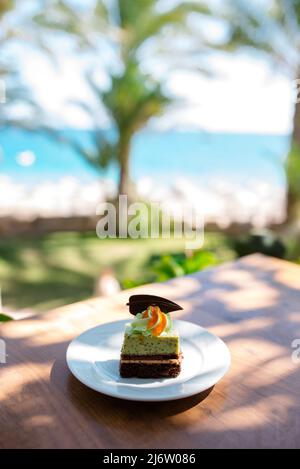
[225,0,300,70]
[123,1,211,54]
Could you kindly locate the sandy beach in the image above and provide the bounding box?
[0,174,286,229]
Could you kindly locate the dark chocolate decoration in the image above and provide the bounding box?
[127,294,183,316]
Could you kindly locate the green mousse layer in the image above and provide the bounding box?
[121,332,180,355]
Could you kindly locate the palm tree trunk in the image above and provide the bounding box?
[292,89,300,146]
[286,81,300,225]
[114,134,133,236]
[118,134,131,198]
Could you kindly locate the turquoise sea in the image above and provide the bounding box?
[0,128,290,186]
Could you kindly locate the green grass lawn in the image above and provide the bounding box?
[0,231,234,313]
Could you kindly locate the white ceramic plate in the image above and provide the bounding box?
[66,319,231,402]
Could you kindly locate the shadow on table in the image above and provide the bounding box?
[51,354,216,416]
[65,371,215,417]
[3,254,300,448]
[48,357,223,447]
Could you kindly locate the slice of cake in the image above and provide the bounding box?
[120,295,183,378]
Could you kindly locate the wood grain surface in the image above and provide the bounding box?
[1,254,300,449]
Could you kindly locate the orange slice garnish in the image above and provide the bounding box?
[141,306,167,336]
[142,305,155,319]
[142,308,150,319]
[146,306,161,329]
[152,312,167,336]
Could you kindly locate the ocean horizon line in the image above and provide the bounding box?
[0,125,290,138]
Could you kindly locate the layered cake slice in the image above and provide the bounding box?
[120,295,183,378]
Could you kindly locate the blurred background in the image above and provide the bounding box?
[1,0,300,318]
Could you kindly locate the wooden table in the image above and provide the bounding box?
[1,254,300,449]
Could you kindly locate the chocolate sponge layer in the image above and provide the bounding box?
[120,361,181,378]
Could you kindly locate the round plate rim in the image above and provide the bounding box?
[66,319,231,402]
